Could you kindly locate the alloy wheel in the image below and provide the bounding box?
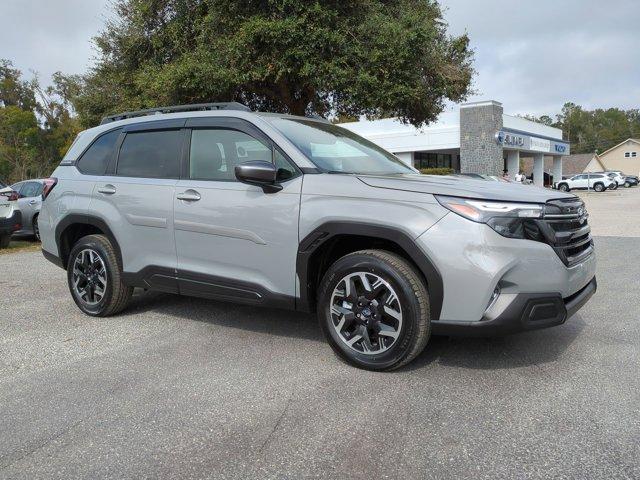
[72,249,108,306]
[330,272,403,355]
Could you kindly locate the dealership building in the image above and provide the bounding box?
[340,100,570,186]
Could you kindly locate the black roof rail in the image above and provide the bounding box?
[100,102,251,125]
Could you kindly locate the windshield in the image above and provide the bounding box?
[267,117,416,175]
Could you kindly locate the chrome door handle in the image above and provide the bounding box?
[176,190,201,202]
[97,185,116,195]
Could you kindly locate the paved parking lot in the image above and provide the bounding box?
[1,188,639,479]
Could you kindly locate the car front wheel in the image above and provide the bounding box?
[317,250,431,371]
[558,183,570,192]
[67,234,133,317]
[594,183,604,192]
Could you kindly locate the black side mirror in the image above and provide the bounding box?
[235,160,282,193]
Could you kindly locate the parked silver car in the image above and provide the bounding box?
[10,179,44,240]
[38,103,597,370]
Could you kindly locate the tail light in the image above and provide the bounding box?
[1,190,19,201]
[42,178,58,200]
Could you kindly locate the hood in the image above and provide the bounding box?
[357,174,574,203]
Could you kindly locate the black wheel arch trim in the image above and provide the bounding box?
[296,222,444,320]
[54,214,123,270]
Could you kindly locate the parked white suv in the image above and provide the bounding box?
[555,173,615,192]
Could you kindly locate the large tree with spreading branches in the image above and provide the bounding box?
[71,0,474,127]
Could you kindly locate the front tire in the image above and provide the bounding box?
[624,181,631,188]
[558,183,570,192]
[594,183,604,192]
[317,250,430,371]
[67,234,133,316]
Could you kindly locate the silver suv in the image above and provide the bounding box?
[39,103,597,370]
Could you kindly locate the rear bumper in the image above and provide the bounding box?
[0,210,22,235]
[431,276,597,337]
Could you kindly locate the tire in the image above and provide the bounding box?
[594,183,604,192]
[317,249,430,371]
[33,214,40,241]
[610,183,618,190]
[0,235,10,249]
[66,234,133,316]
[558,183,570,192]
[624,181,630,188]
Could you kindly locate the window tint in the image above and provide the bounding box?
[274,149,297,181]
[189,129,269,181]
[77,129,121,175]
[117,130,182,178]
[21,182,42,197]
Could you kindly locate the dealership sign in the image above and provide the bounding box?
[494,131,525,147]
[495,130,570,155]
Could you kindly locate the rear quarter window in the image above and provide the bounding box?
[76,129,122,175]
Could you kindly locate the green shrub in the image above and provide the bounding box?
[419,167,454,175]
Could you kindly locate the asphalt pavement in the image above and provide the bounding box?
[0,206,639,478]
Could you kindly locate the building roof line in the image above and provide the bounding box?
[597,138,640,157]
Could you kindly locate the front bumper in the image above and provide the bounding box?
[0,210,22,235]
[431,276,596,336]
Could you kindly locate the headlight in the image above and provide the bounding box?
[435,195,544,239]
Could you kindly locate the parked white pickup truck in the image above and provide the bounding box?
[555,173,616,193]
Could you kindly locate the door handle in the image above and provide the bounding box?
[29,199,38,205]
[97,185,116,195]
[176,190,201,202]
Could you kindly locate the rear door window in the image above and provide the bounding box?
[77,129,122,175]
[117,130,182,179]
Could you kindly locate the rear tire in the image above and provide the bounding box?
[624,181,631,188]
[558,183,570,192]
[594,183,604,192]
[33,214,40,241]
[317,250,431,371]
[67,234,133,317]
[0,235,10,249]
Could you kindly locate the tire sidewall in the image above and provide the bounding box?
[594,183,604,192]
[559,184,569,192]
[318,254,425,370]
[67,236,116,316]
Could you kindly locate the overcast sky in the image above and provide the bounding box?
[0,0,638,118]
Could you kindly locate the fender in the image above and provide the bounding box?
[296,222,444,320]
[54,213,123,269]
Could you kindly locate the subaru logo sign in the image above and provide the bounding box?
[495,131,505,145]
[555,144,567,153]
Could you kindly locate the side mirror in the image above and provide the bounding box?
[235,160,282,193]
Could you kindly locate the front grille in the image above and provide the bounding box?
[536,198,593,266]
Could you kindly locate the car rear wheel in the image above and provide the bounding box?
[67,234,133,317]
[624,181,631,188]
[317,250,430,371]
[594,183,604,192]
[0,235,10,249]
[33,214,40,241]
[558,183,570,192]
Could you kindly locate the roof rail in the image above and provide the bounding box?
[100,102,251,125]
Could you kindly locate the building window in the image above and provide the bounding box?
[414,152,453,170]
[625,151,637,158]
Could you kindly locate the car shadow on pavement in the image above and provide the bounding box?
[404,315,587,372]
[125,289,587,371]
[126,289,322,342]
